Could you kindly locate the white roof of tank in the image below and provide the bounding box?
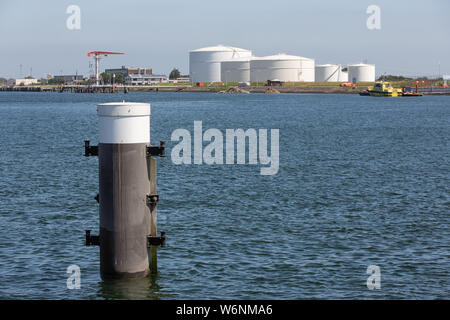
[190,45,251,53]
[252,53,314,61]
[97,101,150,117]
[348,63,375,67]
[316,64,340,67]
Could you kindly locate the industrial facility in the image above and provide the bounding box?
[189,45,252,83]
[125,74,168,85]
[347,63,376,83]
[189,45,376,83]
[7,78,38,86]
[53,75,84,83]
[315,64,348,82]
[105,66,153,77]
[250,54,315,82]
[221,57,252,83]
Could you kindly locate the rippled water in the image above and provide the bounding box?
[0,92,448,299]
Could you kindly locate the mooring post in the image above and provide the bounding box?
[84,101,166,280]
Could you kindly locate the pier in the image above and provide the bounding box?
[0,85,126,93]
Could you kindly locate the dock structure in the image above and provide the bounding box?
[0,85,189,93]
[84,101,166,279]
[0,85,124,93]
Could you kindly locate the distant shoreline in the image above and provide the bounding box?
[1,85,449,95]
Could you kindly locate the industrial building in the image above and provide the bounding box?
[340,71,348,82]
[189,45,252,82]
[105,66,152,77]
[53,75,84,82]
[347,63,375,82]
[7,78,38,86]
[221,57,252,83]
[250,54,315,82]
[315,64,348,82]
[188,45,375,83]
[125,74,168,85]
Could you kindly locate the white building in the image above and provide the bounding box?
[126,74,168,85]
[189,45,252,82]
[340,71,349,82]
[348,63,376,82]
[250,54,315,82]
[7,78,38,86]
[221,57,252,83]
[315,64,348,82]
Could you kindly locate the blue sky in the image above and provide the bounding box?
[1,0,449,79]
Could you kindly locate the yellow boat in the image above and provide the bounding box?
[368,81,403,97]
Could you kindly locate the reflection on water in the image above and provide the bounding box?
[97,273,167,300]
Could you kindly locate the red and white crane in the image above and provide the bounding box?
[87,51,124,86]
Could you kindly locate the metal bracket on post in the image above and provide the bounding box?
[146,141,166,158]
[84,140,98,157]
[147,231,166,247]
[146,194,159,206]
[85,230,100,246]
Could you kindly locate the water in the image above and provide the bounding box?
[0,92,448,299]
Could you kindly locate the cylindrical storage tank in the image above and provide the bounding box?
[189,45,252,83]
[250,54,315,82]
[348,63,375,82]
[97,102,152,279]
[221,58,251,83]
[315,64,342,82]
[338,71,348,82]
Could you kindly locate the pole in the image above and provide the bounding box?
[83,101,166,279]
[95,55,100,86]
[438,61,440,80]
[98,102,151,279]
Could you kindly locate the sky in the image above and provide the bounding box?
[1,0,449,79]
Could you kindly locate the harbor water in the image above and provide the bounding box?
[0,92,448,299]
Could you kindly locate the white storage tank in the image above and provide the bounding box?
[339,71,348,82]
[315,64,347,82]
[189,45,252,83]
[250,54,315,82]
[221,58,251,83]
[348,63,375,82]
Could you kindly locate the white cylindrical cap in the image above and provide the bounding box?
[97,102,150,144]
